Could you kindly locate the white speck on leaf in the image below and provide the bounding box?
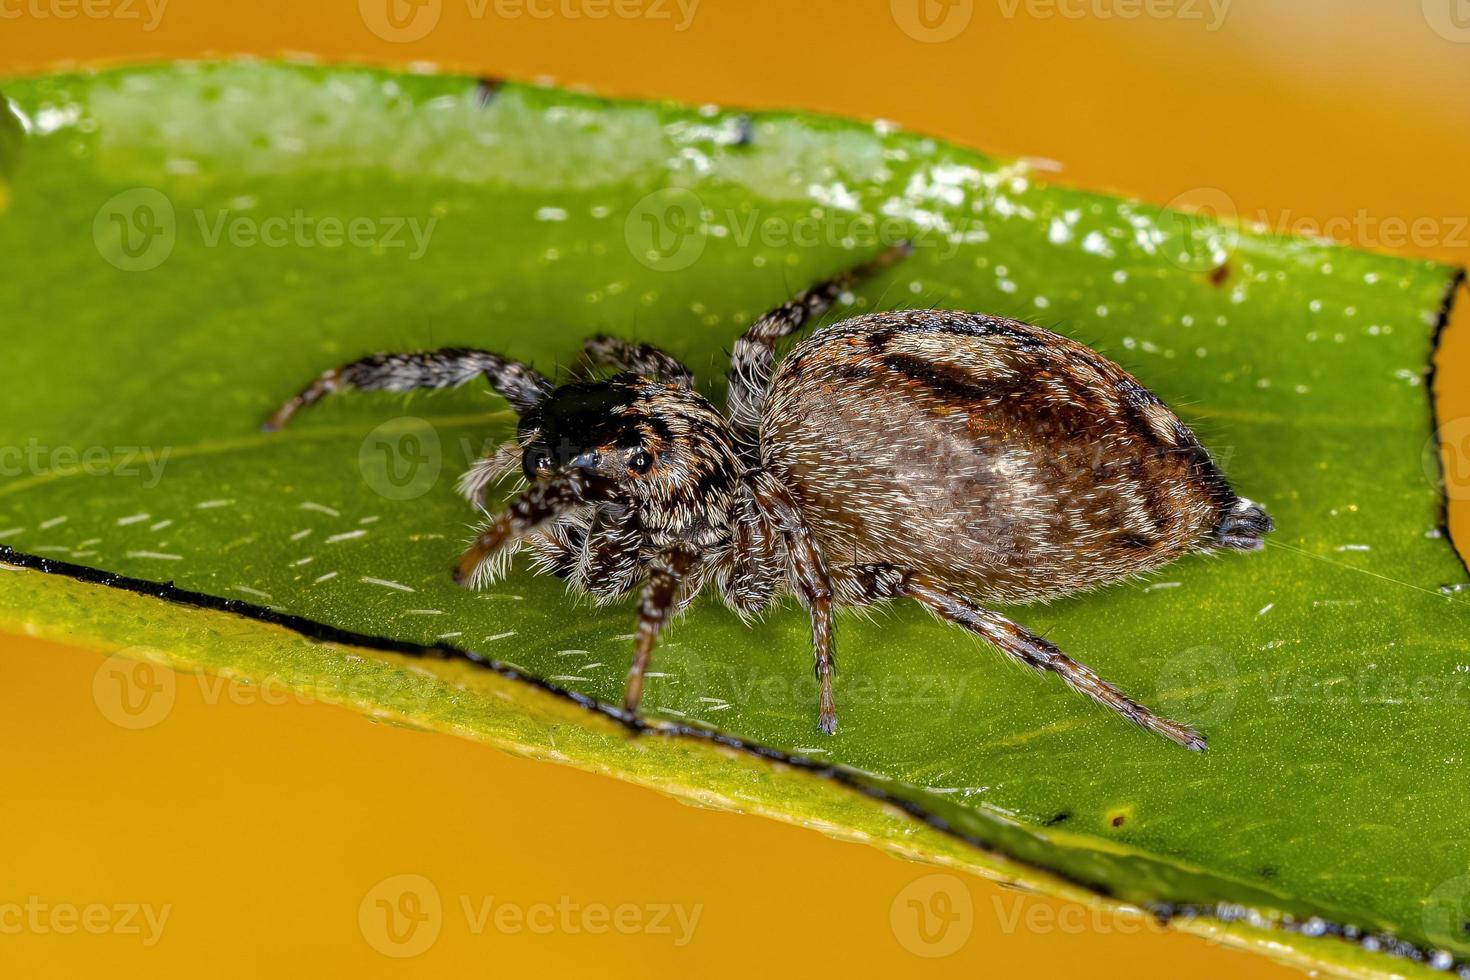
[360,576,414,592]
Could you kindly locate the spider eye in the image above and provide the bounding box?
[523,444,554,480]
[628,449,653,474]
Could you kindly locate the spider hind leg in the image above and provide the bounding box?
[850,565,1205,751]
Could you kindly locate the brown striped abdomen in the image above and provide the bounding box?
[760,311,1241,603]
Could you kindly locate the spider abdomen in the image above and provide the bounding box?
[760,311,1263,604]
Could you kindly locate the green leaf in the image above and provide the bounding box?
[1,61,1464,978]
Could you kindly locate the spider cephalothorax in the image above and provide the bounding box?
[514,375,747,538]
[265,243,1272,748]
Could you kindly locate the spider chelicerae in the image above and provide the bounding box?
[265,243,1271,748]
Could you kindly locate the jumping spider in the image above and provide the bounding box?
[265,243,1272,749]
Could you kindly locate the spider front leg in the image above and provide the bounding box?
[887,570,1205,751]
[452,470,612,588]
[726,242,911,446]
[622,545,698,718]
[264,347,550,430]
[580,335,695,387]
[457,439,524,508]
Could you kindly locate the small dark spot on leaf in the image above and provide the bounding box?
[475,76,504,107]
[1044,810,1072,826]
[1208,263,1230,287]
[733,115,754,148]
[1258,865,1278,880]
[1110,814,1126,827]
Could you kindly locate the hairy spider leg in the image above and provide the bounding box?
[755,476,840,733]
[897,571,1206,750]
[262,347,550,430]
[623,545,699,717]
[726,242,912,451]
[457,439,524,507]
[579,335,695,387]
[452,469,612,587]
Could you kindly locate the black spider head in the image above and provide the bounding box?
[517,374,740,502]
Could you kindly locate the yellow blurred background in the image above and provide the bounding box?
[1,1,1466,976]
